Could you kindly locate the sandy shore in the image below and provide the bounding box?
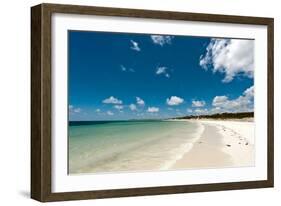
[172,119,255,169]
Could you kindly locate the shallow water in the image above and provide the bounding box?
[68,120,202,174]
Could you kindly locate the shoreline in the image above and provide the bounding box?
[171,119,255,169]
[160,121,205,170]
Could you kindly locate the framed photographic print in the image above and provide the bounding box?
[31,3,274,202]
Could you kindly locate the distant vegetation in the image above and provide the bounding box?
[174,112,254,120]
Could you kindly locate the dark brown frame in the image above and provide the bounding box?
[31,3,274,202]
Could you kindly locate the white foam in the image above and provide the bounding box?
[160,121,205,170]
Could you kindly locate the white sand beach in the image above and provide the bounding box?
[172,119,255,169]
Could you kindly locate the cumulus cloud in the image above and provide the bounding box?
[121,65,127,72]
[194,108,208,114]
[155,66,170,78]
[210,107,222,114]
[129,104,137,111]
[166,96,184,106]
[147,107,159,113]
[244,86,254,97]
[136,97,145,106]
[102,96,122,104]
[120,65,135,72]
[212,86,254,112]
[114,105,124,110]
[212,96,228,107]
[199,38,254,82]
[69,105,81,113]
[107,111,114,116]
[74,108,81,113]
[192,100,206,107]
[151,35,173,46]
[130,40,141,51]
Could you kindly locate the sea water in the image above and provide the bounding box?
[69,120,204,174]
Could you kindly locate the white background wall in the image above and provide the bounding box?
[0,0,279,205]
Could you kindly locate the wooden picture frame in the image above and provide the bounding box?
[31,3,274,202]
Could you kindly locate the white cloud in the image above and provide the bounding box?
[199,38,254,82]
[210,107,222,113]
[136,97,145,106]
[129,104,137,111]
[212,86,254,112]
[69,105,81,113]
[107,111,114,116]
[121,65,135,72]
[147,107,159,113]
[114,105,124,110]
[121,65,127,71]
[212,96,228,107]
[243,86,254,97]
[151,35,173,46]
[73,108,81,113]
[155,66,170,78]
[192,100,206,107]
[130,40,141,51]
[166,96,184,106]
[194,108,208,114]
[102,96,122,104]
[187,108,193,113]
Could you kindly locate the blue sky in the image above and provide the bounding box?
[68,31,254,121]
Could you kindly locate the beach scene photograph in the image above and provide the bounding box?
[68,30,255,175]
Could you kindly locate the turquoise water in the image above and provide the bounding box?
[68,120,202,174]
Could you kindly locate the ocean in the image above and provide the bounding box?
[68,120,203,174]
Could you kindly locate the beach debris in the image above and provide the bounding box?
[226,144,231,147]
[245,142,249,145]
[238,142,241,144]
[198,141,203,144]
